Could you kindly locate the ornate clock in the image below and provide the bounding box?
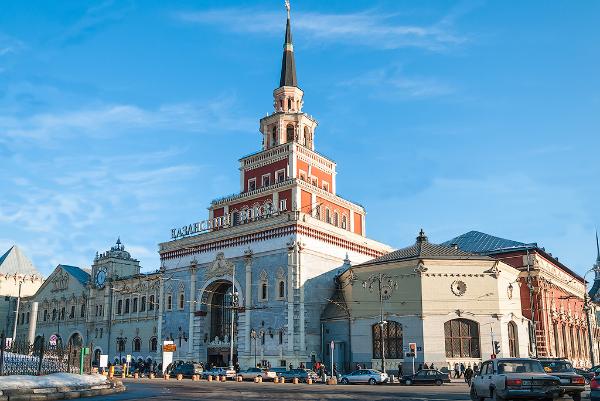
[95,269,107,288]
[450,280,467,297]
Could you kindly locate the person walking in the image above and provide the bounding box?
[423,363,429,369]
[460,363,465,378]
[454,362,460,379]
[430,363,435,370]
[464,365,474,385]
[397,363,403,378]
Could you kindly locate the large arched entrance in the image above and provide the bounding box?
[204,280,238,367]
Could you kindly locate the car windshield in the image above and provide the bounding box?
[540,361,574,373]
[497,361,545,374]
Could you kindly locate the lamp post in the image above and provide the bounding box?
[362,272,397,373]
[250,329,263,368]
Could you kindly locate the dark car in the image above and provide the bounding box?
[171,363,203,378]
[538,359,585,401]
[573,368,595,384]
[401,369,450,386]
[278,368,319,382]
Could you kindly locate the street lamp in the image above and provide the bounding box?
[250,329,263,368]
[362,272,397,373]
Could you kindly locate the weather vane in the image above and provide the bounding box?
[285,0,290,18]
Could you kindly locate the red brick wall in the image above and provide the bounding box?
[244,159,289,192]
[279,189,292,210]
[300,190,313,214]
[353,211,363,235]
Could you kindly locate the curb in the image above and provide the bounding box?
[0,380,125,401]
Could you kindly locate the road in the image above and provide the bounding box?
[101,378,474,400]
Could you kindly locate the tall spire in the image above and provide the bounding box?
[596,230,600,263]
[279,0,297,87]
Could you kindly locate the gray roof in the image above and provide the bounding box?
[442,230,536,254]
[59,264,90,286]
[279,15,297,87]
[0,245,41,276]
[356,229,487,267]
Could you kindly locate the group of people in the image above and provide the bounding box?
[453,362,476,384]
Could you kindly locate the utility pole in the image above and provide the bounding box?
[362,272,397,373]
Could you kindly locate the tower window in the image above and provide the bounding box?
[342,215,348,230]
[287,98,292,111]
[262,174,271,187]
[333,212,339,227]
[149,295,155,311]
[286,124,294,142]
[132,298,138,313]
[141,296,146,312]
[248,178,257,192]
[326,208,331,224]
[278,281,285,299]
[80,304,85,318]
[276,169,286,183]
[167,295,173,311]
[271,127,277,146]
[117,300,122,315]
[179,292,185,309]
[322,181,330,192]
[125,299,130,314]
[315,206,321,220]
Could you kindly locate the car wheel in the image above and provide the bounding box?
[341,378,349,385]
[434,379,442,386]
[405,379,412,386]
[368,378,377,385]
[492,390,505,401]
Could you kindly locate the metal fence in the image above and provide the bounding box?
[0,333,92,376]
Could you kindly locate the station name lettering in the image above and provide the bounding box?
[170,199,287,240]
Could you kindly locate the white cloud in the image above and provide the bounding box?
[0,97,254,142]
[175,8,466,51]
[340,67,455,99]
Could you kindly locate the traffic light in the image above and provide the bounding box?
[493,341,501,355]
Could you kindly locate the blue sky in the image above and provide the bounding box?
[1,0,599,278]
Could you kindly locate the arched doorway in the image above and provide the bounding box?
[205,280,238,367]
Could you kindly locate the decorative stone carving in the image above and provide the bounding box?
[451,280,467,297]
[205,252,234,280]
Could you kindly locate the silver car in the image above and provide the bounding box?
[470,358,561,400]
[340,369,389,385]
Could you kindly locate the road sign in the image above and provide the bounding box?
[126,354,132,363]
[408,343,417,355]
[49,334,58,346]
[163,344,176,352]
[99,355,108,368]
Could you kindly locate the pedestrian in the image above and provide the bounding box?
[454,362,460,379]
[289,363,293,370]
[423,363,429,370]
[460,363,465,378]
[464,365,474,385]
[300,362,305,369]
[397,363,403,377]
[355,363,361,371]
[333,363,338,378]
[234,362,240,373]
[430,363,435,370]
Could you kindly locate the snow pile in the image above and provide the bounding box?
[0,373,108,390]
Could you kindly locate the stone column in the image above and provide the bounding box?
[287,241,296,355]
[157,269,165,363]
[244,250,253,357]
[28,302,38,343]
[188,262,197,357]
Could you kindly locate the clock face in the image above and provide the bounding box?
[451,280,467,297]
[95,269,107,288]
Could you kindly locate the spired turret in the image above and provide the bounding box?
[260,0,317,151]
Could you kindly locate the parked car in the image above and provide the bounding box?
[538,359,585,401]
[278,368,319,383]
[237,367,277,381]
[340,369,389,385]
[171,363,204,378]
[401,369,450,386]
[201,367,236,380]
[573,368,595,384]
[591,376,600,401]
[470,358,561,401]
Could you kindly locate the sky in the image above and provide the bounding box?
[0,0,599,278]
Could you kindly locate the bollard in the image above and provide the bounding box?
[237,375,243,382]
[279,377,285,384]
[327,377,337,385]
[149,373,155,379]
[121,373,126,379]
[133,373,139,379]
[164,374,170,380]
[274,377,279,383]
[177,374,183,381]
[192,374,199,381]
[306,378,312,384]
[207,375,213,382]
[293,377,299,384]
[256,376,262,383]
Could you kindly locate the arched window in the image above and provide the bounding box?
[140,296,146,312]
[70,305,75,319]
[149,295,155,311]
[117,300,122,315]
[132,298,138,313]
[117,339,125,353]
[179,292,185,310]
[261,283,268,301]
[133,338,141,352]
[271,126,277,146]
[150,337,158,352]
[80,304,85,318]
[325,208,331,224]
[287,98,292,111]
[372,321,403,359]
[508,321,519,357]
[342,215,347,230]
[333,212,339,227]
[43,310,48,321]
[286,124,294,142]
[278,281,285,299]
[125,299,130,314]
[52,309,57,321]
[444,319,480,358]
[315,206,321,220]
[167,295,173,310]
[303,127,309,146]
